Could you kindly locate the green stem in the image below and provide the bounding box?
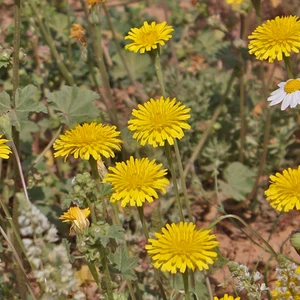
[100,246,115,300]
[152,50,166,98]
[174,140,193,222]
[238,51,246,163]
[28,0,74,85]
[207,214,277,257]
[80,0,119,127]
[137,206,167,300]
[182,270,190,300]
[183,71,236,178]
[0,226,37,299]
[86,261,102,292]
[204,271,214,300]
[164,143,184,222]
[102,3,148,103]
[283,55,294,79]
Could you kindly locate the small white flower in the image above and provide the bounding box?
[268,78,300,110]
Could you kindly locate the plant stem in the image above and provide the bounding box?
[0,226,37,299]
[183,71,236,178]
[238,51,246,163]
[207,214,277,258]
[28,0,74,85]
[283,55,294,79]
[137,206,167,300]
[182,270,190,300]
[80,0,119,127]
[164,143,184,222]
[152,50,166,98]
[174,140,193,221]
[102,3,148,103]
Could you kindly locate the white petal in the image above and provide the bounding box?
[278,81,287,88]
[281,94,292,110]
[268,90,286,105]
[289,93,298,108]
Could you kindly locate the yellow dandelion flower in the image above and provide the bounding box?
[60,206,90,234]
[0,135,12,159]
[145,222,219,274]
[226,0,243,4]
[69,24,87,46]
[125,21,174,54]
[53,122,122,161]
[265,166,300,212]
[248,16,300,63]
[86,0,105,8]
[214,295,240,300]
[103,156,170,207]
[128,97,191,147]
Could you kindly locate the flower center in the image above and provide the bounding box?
[129,172,142,189]
[142,31,158,44]
[284,79,300,94]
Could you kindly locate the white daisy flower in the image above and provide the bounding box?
[268,78,300,110]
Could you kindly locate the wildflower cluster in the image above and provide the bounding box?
[19,204,84,299]
[271,256,300,299]
[228,261,268,299]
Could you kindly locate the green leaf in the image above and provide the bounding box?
[0,85,47,131]
[108,245,138,281]
[46,85,100,126]
[219,162,255,202]
[112,50,151,80]
[99,225,125,247]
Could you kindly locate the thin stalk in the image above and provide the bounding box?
[80,0,119,127]
[152,50,166,98]
[33,126,61,167]
[11,3,27,296]
[10,140,31,204]
[164,143,184,222]
[283,55,294,79]
[207,214,277,258]
[0,226,37,300]
[137,206,167,300]
[174,140,193,222]
[184,71,236,178]
[28,0,74,85]
[102,3,148,103]
[87,158,114,299]
[238,51,246,163]
[204,271,213,300]
[182,270,190,300]
[88,157,109,221]
[0,197,29,261]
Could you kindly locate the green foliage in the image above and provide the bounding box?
[0,85,46,131]
[219,162,255,202]
[46,85,100,126]
[108,245,139,281]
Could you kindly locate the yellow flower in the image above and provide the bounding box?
[86,0,105,8]
[128,97,191,147]
[226,0,243,3]
[53,122,122,161]
[69,24,87,46]
[60,206,90,234]
[265,166,300,212]
[0,135,12,159]
[103,156,170,207]
[145,222,219,274]
[214,295,240,300]
[125,21,174,54]
[248,16,300,62]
